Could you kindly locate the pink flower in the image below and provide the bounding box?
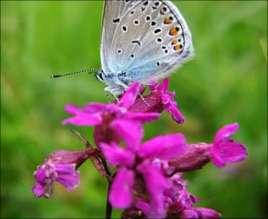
[100,119,186,218]
[63,83,159,126]
[169,123,247,172]
[150,79,185,123]
[32,150,90,198]
[129,79,185,124]
[165,174,197,212]
[165,173,221,219]
[63,83,160,144]
[210,123,247,167]
[33,77,248,219]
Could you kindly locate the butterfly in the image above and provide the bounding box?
[96,0,194,96]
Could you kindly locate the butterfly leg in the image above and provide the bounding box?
[104,86,124,101]
[117,79,150,106]
[115,80,129,90]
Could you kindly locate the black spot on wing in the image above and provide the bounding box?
[132,40,141,47]
[113,18,120,23]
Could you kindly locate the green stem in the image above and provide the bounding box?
[105,182,112,219]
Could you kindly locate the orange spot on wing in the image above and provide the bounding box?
[173,44,183,52]
[169,26,180,36]
[164,16,173,25]
[171,39,177,45]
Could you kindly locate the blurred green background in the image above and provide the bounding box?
[1,1,267,218]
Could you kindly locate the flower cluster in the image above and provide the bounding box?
[32,80,247,219]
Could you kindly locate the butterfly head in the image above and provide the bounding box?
[96,70,105,82]
[96,70,126,97]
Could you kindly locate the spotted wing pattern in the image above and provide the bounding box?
[101,0,194,85]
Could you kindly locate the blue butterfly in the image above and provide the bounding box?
[97,0,194,96]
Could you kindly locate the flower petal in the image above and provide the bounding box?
[159,78,169,92]
[56,172,80,191]
[210,140,247,167]
[32,182,46,197]
[165,99,185,124]
[181,209,199,219]
[54,163,76,175]
[83,103,108,113]
[135,200,150,216]
[194,207,221,219]
[64,104,80,115]
[139,133,186,160]
[214,123,239,143]
[181,207,221,219]
[111,119,143,150]
[137,161,169,219]
[34,165,47,182]
[49,150,89,164]
[62,112,102,126]
[109,168,134,208]
[118,83,141,109]
[100,142,135,167]
[150,79,169,93]
[150,79,185,124]
[124,112,160,123]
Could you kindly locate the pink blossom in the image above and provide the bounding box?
[63,83,159,127]
[32,150,90,198]
[33,79,248,219]
[165,173,221,219]
[63,83,160,144]
[129,79,185,124]
[210,123,247,167]
[100,120,186,218]
[169,123,247,172]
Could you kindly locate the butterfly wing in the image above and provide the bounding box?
[101,0,141,75]
[101,0,194,85]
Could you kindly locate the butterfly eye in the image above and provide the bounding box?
[96,72,104,81]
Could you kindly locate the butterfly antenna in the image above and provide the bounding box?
[50,68,96,79]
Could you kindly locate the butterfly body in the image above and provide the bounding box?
[98,0,194,96]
